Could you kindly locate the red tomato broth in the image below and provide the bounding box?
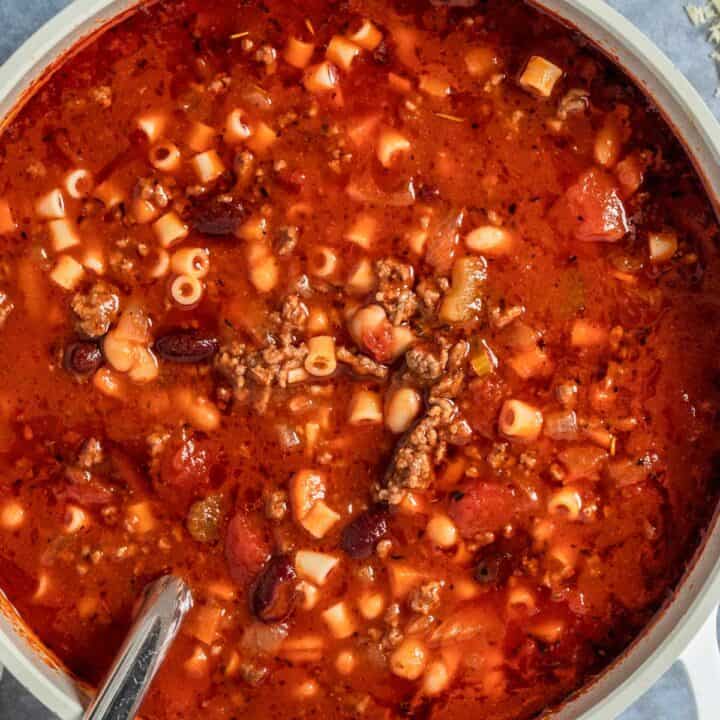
[0,0,717,718]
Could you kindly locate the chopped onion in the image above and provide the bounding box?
[346,170,415,207]
[240,621,289,655]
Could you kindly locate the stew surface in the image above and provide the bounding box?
[0,1,719,718]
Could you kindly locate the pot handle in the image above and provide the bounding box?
[680,606,720,720]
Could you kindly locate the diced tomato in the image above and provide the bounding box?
[362,319,393,363]
[467,376,508,439]
[449,482,521,538]
[566,168,629,242]
[225,512,270,587]
[156,436,216,514]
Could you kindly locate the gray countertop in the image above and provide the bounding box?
[0,0,717,718]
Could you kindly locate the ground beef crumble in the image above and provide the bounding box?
[337,346,389,379]
[215,295,310,412]
[375,258,418,325]
[71,281,120,338]
[375,341,472,505]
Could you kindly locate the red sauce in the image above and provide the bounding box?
[0,1,718,718]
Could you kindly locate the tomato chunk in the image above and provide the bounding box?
[449,482,521,538]
[225,512,270,587]
[566,168,629,242]
[156,435,216,513]
[362,319,393,363]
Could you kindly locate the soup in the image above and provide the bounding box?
[0,1,718,718]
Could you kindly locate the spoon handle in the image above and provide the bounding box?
[82,575,193,720]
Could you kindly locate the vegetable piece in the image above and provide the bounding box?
[425,209,465,275]
[449,482,522,538]
[565,169,629,243]
[439,256,487,323]
[225,512,270,587]
[187,495,224,543]
[469,339,497,377]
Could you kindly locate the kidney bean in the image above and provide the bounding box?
[188,196,245,236]
[251,554,297,623]
[340,504,390,559]
[154,331,218,363]
[63,341,103,375]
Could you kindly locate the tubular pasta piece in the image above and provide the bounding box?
[93,180,125,209]
[305,335,337,377]
[48,219,80,252]
[322,601,356,639]
[348,389,382,424]
[547,487,583,520]
[224,109,252,144]
[348,19,383,51]
[284,37,316,69]
[344,214,377,249]
[187,121,217,153]
[137,112,167,143]
[36,189,65,220]
[131,197,160,225]
[247,122,277,154]
[346,258,377,295]
[171,247,210,279]
[377,127,411,168]
[64,169,94,199]
[148,248,170,279]
[192,150,225,184]
[303,61,339,93]
[519,56,563,97]
[153,212,188,248]
[170,274,203,306]
[149,142,182,173]
[82,244,106,275]
[326,36,361,71]
[50,255,85,291]
[308,246,338,278]
[295,549,339,585]
[302,499,341,538]
[498,399,543,441]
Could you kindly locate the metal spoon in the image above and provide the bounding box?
[82,575,193,720]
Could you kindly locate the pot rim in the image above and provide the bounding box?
[0,1,719,719]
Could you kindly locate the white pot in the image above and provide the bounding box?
[0,1,719,718]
